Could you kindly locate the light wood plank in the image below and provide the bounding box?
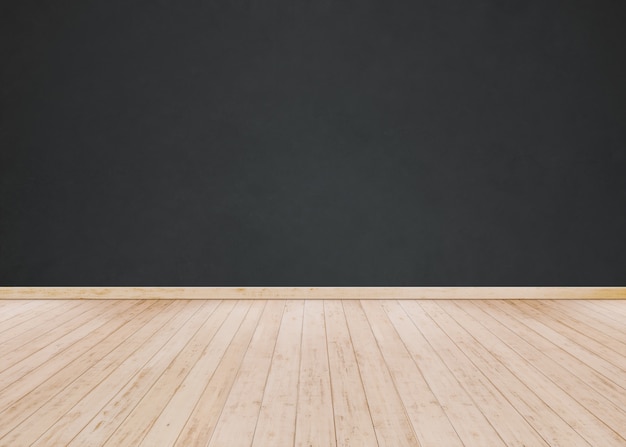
[0,300,146,413]
[0,300,29,317]
[206,300,285,447]
[394,300,507,446]
[493,300,626,389]
[472,301,626,410]
[141,300,266,447]
[0,300,57,324]
[359,300,464,447]
[0,298,624,447]
[31,300,219,447]
[252,300,305,446]
[0,300,122,387]
[294,300,336,447]
[439,300,623,446]
[0,300,67,335]
[453,300,626,440]
[0,300,95,363]
[392,300,549,447]
[547,300,626,338]
[72,300,231,447]
[575,301,626,328]
[172,300,273,447]
[0,300,195,446]
[513,300,626,372]
[593,300,626,317]
[342,300,419,446]
[324,300,378,447]
[530,300,626,355]
[0,300,162,438]
[418,300,592,447]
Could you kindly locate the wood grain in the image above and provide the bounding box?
[2,286,626,300]
[0,299,625,446]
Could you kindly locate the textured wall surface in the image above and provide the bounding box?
[1,0,625,285]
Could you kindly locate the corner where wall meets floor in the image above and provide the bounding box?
[0,287,625,300]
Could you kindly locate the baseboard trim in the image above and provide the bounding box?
[0,286,625,300]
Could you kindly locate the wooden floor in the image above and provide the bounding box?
[0,299,625,446]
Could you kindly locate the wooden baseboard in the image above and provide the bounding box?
[0,287,625,300]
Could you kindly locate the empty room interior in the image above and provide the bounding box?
[1,0,625,446]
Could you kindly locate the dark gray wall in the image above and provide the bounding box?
[2,0,625,285]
